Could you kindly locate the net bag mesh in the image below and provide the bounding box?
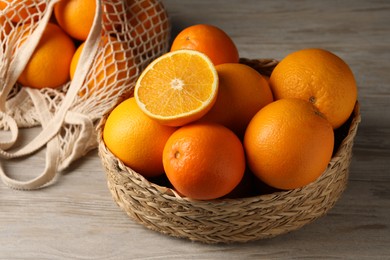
[0,0,170,189]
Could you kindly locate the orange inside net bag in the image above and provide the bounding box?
[0,0,171,189]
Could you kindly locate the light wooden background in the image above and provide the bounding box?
[1,0,389,259]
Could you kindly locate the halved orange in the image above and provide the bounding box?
[134,50,219,126]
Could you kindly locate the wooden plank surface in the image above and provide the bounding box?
[1,0,390,259]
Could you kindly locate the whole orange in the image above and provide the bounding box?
[54,0,96,41]
[199,63,273,138]
[269,48,357,129]
[244,98,334,190]
[17,23,76,89]
[170,24,239,66]
[0,0,46,23]
[103,97,176,178]
[163,123,245,200]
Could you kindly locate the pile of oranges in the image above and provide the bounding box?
[1,0,168,91]
[103,23,358,201]
[1,0,96,89]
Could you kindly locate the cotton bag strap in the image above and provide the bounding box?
[0,0,102,189]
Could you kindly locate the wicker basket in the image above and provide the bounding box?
[97,58,361,244]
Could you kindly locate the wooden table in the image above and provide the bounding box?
[1,1,389,258]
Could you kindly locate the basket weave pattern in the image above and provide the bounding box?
[98,59,361,244]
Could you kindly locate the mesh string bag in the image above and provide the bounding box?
[0,0,170,190]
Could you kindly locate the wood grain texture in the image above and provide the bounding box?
[1,0,389,259]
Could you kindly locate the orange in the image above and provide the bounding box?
[163,123,245,200]
[70,36,136,97]
[244,98,334,190]
[269,48,357,129]
[170,24,239,66]
[69,41,84,80]
[0,14,12,41]
[134,49,218,126]
[17,23,75,89]
[101,0,124,32]
[103,97,176,178]
[199,63,273,138]
[55,0,126,36]
[54,0,96,41]
[127,0,170,56]
[0,0,46,23]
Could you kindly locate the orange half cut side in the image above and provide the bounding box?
[134,50,219,126]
